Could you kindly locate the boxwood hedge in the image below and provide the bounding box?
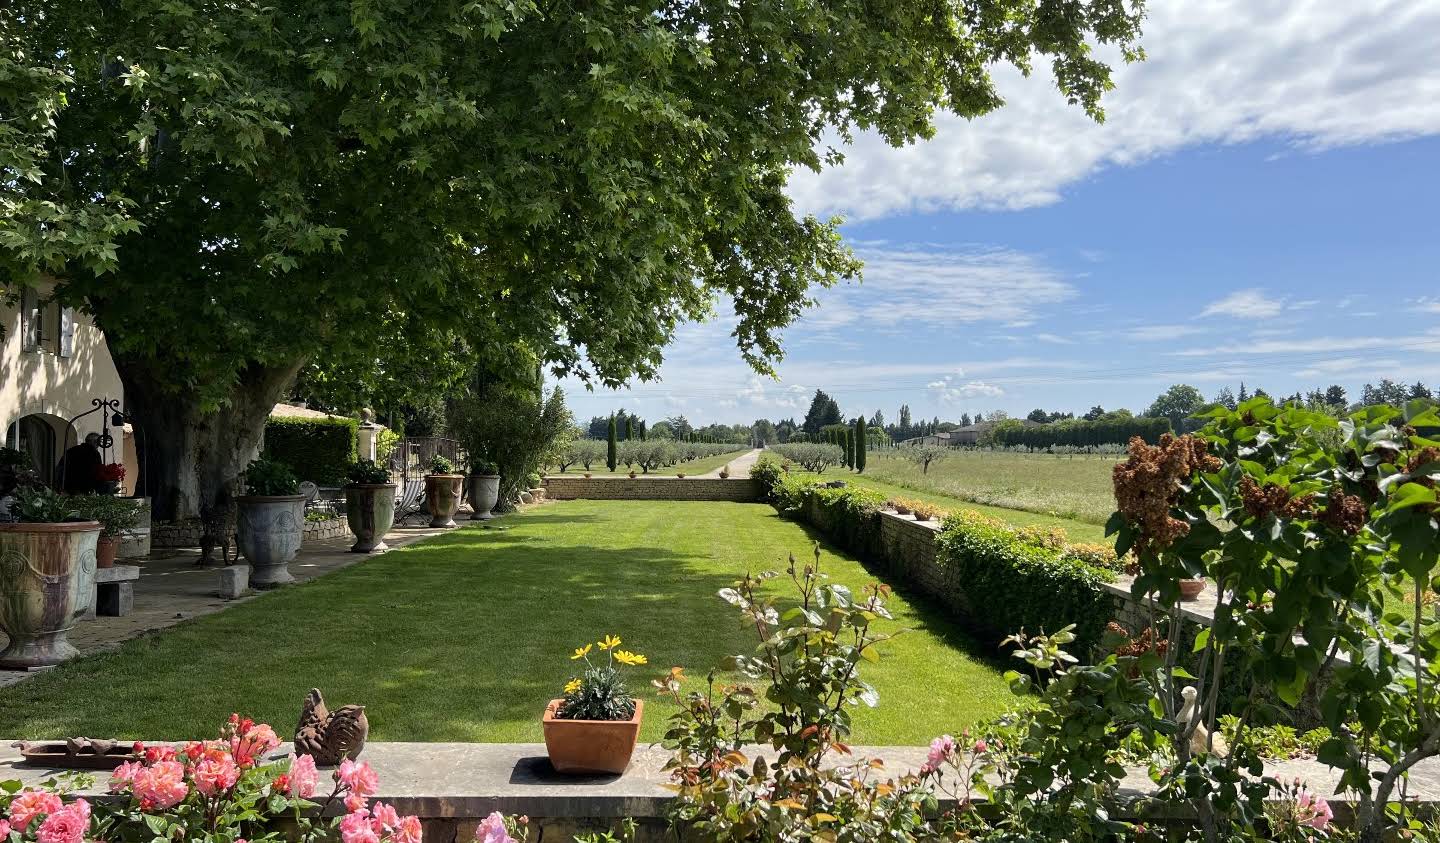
[262,415,359,485]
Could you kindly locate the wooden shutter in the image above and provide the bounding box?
[59,307,75,358]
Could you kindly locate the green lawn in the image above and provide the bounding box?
[0,500,1019,744]
[550,448,749,478]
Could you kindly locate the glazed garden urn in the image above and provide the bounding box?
[424,474,464,527]
[467,474,500,521]
[0,521,100,668]
[235,495,306,587]
[541,699,644,775]
[344,484,397,553]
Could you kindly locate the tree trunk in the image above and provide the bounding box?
[114,356,306,521]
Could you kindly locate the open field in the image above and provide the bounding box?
[0,501,1020,744]
[548,447,748,478]
[820,450,1118,526]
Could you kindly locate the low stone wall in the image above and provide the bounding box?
[2,741,1433,841]
[543,477,760,502]
[153,516,350,547]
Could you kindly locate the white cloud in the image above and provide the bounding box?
[1201,289,1285,320]
[788,1,1440,220]
[1125,324,1208,342]
[801,244,1077,331]
[1415,297,1440,314]
[1035,333,1073,345]
[928,374,1005,402]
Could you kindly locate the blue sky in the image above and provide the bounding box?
[559,1,1440,426]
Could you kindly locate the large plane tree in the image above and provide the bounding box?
[1,0,1144,519]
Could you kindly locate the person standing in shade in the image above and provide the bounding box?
[59,432,103,494]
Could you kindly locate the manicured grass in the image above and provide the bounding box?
[811,450,1119,527]
[550,448,749,478]
[0,501,1019,744]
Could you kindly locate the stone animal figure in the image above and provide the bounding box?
[295,688,369,764]
[1177,685,1228,757]
[198,499,236,567]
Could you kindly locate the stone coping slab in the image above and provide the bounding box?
[3,742,1439,819]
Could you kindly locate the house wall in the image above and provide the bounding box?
[1,282,134,493]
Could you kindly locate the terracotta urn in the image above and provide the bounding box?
[542,698,644,775]
[425,474,464,527]
[467,474,500,522]
[0,522,100,668]
[96,536,119,569]
[1179,578,1207,601]
[345,484,397,552]
[235,495,306,587]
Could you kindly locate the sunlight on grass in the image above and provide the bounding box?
[0,501,1021,745]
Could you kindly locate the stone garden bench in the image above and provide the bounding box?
[87,565,140,618]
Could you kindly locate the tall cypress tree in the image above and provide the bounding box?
[625,417,634,440]
[639,420,647,440]
[842,427,853,468]
[855,417,867,473]
[606,415,618,471]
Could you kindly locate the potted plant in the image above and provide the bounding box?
[583,472,592,479]
[467,458,500,522]
[627,470,637,479]
[235,458,305,588]
[96,462,125,495]
[719,465,730,479]
[344,459,396,553]
[424,454,464,527]
[676,472,686,479]
[543,635,647,775]
[1179,578,1207,601]
[71,494,143,568]
[0,487,99,668]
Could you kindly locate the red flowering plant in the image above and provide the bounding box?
[96,463,126,483]
[1,715,421,843]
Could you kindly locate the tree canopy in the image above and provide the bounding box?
[2,0,1145,516]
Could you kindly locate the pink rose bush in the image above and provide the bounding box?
[2,715,420,843]
[473,812,527,843]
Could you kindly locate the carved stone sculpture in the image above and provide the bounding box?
[295,688,368,764]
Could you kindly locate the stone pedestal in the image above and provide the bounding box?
[86,565,140,619]
[218,565,251,600]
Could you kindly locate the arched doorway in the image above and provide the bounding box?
[4,413,76,486]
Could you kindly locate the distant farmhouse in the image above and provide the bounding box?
[901,420,1041,447]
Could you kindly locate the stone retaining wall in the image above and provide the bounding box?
[542,477,760,502]
[153,516,350,547]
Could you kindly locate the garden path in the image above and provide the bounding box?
[697,447,762,477]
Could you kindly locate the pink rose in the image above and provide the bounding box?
[1297,790,1333,831]
[340,811,380,843]
[232,724,281,768]
[9,790,63,829]
[393,815,422,843]
[0,820,11,838]
[338,758,379,798]
[370,803,401,832]
[474,812,515,843]
[345,793,369,813]
[36,800,89,843]
[194,753,242,797]
[288,754,320,799]
[109,760,145,793]
[973,739,988,754]
[920,735,956,775]
[133,760,189,810]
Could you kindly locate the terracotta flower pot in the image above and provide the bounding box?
[425,474,464,527]
[467,474,500,522]
[542,698,644,775]
[345,484,397,552]
[0,522,100,668]
[235,496,306,587]
[96,536,119,569]
[1179,578,1207,601]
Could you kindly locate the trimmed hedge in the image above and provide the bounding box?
[991,415,1170,449]
[755,459,1117,656]
[933,510,1116,654]
[263,416,359,485]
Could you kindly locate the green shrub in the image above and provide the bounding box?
[262,416,358,485]
[749,457,785,500]
[346,459,390,485]
[606,416,618,471]
[934,510,1115,654]
[427,453,456,474]
[243,458,300,496]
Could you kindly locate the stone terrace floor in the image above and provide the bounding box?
[0,521,464,688]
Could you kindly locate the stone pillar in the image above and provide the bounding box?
[357,423,379,462]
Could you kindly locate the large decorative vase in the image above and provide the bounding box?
[541,699,644,775]
[96,536,119,569]
[425,474,464,528]
[235,496,306,587]
[467,474,500,521]
[344,484,397,553]
[0,522,100,669]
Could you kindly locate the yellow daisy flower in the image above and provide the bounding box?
[614,650,648,666]
[564,678,583,695]
[598,634,622,651]
[571,644,593,660]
